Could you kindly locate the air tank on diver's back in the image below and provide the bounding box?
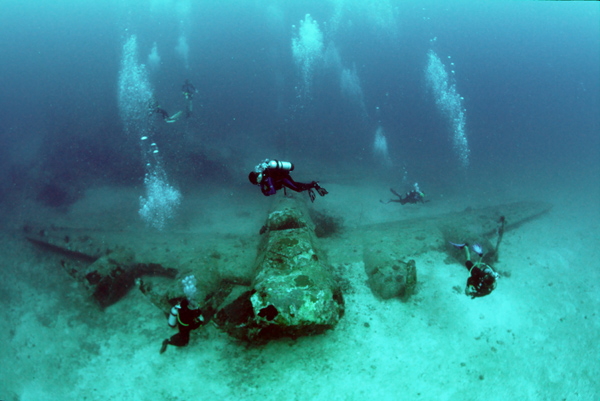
[267,160,294,172]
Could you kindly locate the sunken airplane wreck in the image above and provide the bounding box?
[25,196,551,343]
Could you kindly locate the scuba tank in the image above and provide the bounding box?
[168,304,180,327]
[253,159,294,184]
[267,160,294,172]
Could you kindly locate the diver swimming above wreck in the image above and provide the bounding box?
[248,159,328,202]
[380,183,427,205]
[450,242,500,298]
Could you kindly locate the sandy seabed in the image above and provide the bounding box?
[0,171,598,401]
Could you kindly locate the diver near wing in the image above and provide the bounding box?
[381,183,426,205]
[248,159,328,203]
[160,275,206,354]
[160,298,205,354]
[449,242,500,298]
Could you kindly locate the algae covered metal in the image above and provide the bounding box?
[215,197,345,341]
[24,198,551,343]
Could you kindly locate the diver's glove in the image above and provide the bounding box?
[313,182,328,197]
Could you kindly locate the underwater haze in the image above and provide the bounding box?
[0,0,599,400]
[0,0,597,202]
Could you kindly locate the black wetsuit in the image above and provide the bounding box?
[165,300,204,348]
[154,107,170,121]
[260,168,317,197]
[182,82,196,100]
[398,190,425,205]
[382,189,425,205]
[465,261,497,298]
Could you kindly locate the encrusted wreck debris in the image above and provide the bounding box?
[360,201,552,300]
[363,247,417,300]
[23,225,178,307]
[24,199,551,342]
[215,197,345,342]
[439,201,552,265]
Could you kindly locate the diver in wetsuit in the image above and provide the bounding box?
[148,99,183,123]
[160,298,205,354]
[381,183,426,205]
[181,79,197,118]
[182,79,196,100]
[450,242,500,298]
[248,159,328,203]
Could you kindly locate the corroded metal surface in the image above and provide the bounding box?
[215,197,345,342]
[24,199,551,341]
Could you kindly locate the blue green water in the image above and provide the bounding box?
[0,1,598,400]
[0,0,597,201]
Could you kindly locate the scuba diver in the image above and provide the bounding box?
[181,79,197,118]
[380,183,426,205]
[148,98,183,123]
[248,159,328,202]
[450,242,500,298]
[160,275,206,354]
[182,79,196,100]
[159,298,205,353]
